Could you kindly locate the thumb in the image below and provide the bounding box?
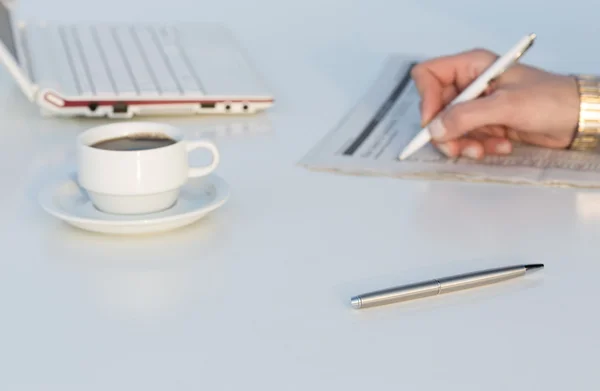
[428,91,514,142]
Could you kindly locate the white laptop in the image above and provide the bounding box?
[0,1,274,118]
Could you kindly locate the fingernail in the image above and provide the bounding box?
[437,143,452,157]
[462,146,480,159]
[496,141,512,154]
[429,118,446,139]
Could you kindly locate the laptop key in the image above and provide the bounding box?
[26,24,63,94]
[153,25,203,95]
[59,25,94,95]
[112,25,159,95]
[30,24,80,97]
[174,24,270,97]
[132,25,181,95]
[73,25,115,96]
[93,25,137,96]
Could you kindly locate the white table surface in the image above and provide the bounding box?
[2,0,600,389]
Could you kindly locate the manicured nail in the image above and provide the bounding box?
[428,118,446,139]
[496,141,512,154]
[462,146,480,159]
[437,143,452,157]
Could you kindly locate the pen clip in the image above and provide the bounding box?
[488,34,536,85]
[512,36,535,63]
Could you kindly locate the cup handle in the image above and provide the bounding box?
[185,140,220,177]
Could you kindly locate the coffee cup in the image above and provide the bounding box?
[76,121,220,215]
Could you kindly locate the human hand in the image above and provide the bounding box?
[410,49,580,159]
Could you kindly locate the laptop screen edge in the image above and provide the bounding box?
[0,0,36,100]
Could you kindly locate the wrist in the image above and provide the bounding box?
[569,74,600,151]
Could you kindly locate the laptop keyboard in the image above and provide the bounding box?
[27,23,208,97]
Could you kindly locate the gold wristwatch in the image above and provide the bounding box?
[570,75,600,151]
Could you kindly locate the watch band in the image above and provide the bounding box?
[570,75,600,151]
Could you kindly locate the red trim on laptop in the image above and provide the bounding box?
[43,92,274,108]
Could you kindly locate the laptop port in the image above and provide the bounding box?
[88,102,99,112]
[242,104,249,111]
[225,104,231,111]
[201,102,216,109]
[113,102,128,113]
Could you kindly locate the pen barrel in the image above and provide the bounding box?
[352,266,530,309]
[355,280,440,309]
[437,266,526,294]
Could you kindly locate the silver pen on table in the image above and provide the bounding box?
[350,264,543,309]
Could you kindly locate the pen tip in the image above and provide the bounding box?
[525,263,544,271]
[529,33,537,40]
[350,297,362,309]
[399,128,432,161]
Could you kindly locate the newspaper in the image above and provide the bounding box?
[299,54,600,189]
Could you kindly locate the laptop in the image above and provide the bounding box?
[0,1,274,118]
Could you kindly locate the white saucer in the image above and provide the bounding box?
[39,174,230,235]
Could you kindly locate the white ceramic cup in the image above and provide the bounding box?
[76,121,220,215]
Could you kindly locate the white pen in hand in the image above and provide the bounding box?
[398,33,537,160]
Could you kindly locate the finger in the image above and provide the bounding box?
[434,140,460,158]
[481,137,512,155]
[415,49,498,90]
[435,137,485,159]
[428,90,515,142]
[412,59,461,124]
[413,49,499,128]
[442,85,458,106]
[455,138,485,159]
[454,137,510,159]
[412,66,446,125]
[469,125,507,139]
[469,130,512,154]
[437,135,512,159]
[420,85,459,126]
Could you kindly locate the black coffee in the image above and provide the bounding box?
[91,134,176,151]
